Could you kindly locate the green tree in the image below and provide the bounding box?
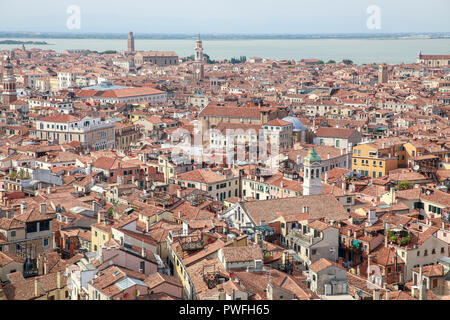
[327,60,336,64]
[342,59,353,65]
[396,181,413,190]
[9,171,17,180]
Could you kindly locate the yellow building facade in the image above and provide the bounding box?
[352,143,399,178]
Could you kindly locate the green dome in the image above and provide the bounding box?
[304,148,321,163]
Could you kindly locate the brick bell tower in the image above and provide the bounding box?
[193,34,205,81]
[127,31,135,53]
[2,56,17,105]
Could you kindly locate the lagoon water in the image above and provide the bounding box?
[0,38,449,65]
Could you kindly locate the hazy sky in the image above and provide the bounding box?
[0,0,449,34]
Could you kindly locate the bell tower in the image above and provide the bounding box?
[127,31,135,53]
[193,35,204,81]
[303,148,322,196]
[2,56,17,105]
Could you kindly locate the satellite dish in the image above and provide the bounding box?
[413,165,420,171]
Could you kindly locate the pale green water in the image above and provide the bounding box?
[1,38,449,65]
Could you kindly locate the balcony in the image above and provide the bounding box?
[291,229,314,244]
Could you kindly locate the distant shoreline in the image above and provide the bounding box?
[0,40,52,45]
[0,32,449,41]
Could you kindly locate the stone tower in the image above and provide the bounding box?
[2,56,17,105]
[127,31,135,53]
[378,64,388,85]
[193,35,204,81]
[303,148,322,196]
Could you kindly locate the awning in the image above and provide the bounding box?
[290,253,304,263]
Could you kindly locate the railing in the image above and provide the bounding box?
[291,230,314,244]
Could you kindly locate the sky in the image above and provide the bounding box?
[0,0,449,34]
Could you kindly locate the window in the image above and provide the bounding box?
[441,247,445,253]
[11,231,16,237]
[26,222,38,233]
[311,249,317,255]
[424,250,428,256]
[433,278,438,288]
[432,249,436,254]
[40,220,50,231]
[43,238,49,246]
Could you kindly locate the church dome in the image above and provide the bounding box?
[282,116,307,132]
[305,148,321,163]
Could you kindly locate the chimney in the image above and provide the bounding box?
[47,187,51,194]
[40,203,46,214]
[327,153,330,160]
[84,162,92,175]
[419,266,427,300]
[21,203,27,215]
[367,255,372,281]
[356,265,360,275]
[385,290,390,300]
[340,148,344,156]
[411,286,419,298]
[34,278,39,297]
[56,271,61,289]
[145,220,149,233]
[372,289,380,300]
[97,211,102,224]
[141,247,146,258]
[92,201,99,214]
[324,172,328,184]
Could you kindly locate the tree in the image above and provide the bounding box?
[327,60,336,64]
[317,60,324,64]
[9,171,17,180]
[230,56,247,64]
[396,181,413,190]
[18,168,25,179]
[342,59,353,65]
